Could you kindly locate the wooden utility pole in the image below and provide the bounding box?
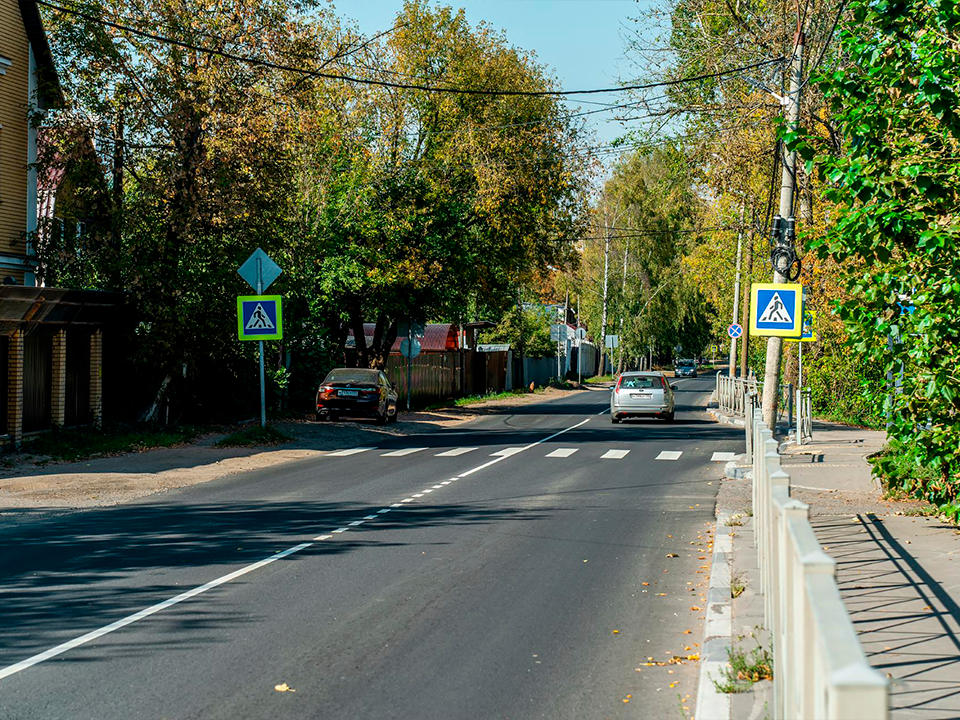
[740,219,754,379]
[728,206,745,378]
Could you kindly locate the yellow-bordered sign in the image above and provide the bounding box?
[750,283,803,337]
[785,309,817,343]
[237,295,283,341]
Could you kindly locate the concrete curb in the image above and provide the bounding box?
[707,408,745,427]
[695,515,733,720]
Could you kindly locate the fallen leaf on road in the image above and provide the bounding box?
[690,606,701,611]
[683,630,692,635]
[613,630,620,634]
[274,684,295,693]
[666,553,679,558]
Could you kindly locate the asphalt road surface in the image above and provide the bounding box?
[0,375,742,719]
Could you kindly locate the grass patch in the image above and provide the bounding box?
[712,632,773,693]
[453,389,527,407]
[724,513,744,527]
[22,424,200,462]
[731,570,748,599]
[216,424,292,447]
[585,374,615,383]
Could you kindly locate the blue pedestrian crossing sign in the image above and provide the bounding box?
[785,309,817,343]
[237,295,283,341]
[750,283,803,337]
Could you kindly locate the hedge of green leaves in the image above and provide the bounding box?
[793,0,960,519]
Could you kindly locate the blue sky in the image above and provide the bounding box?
[329,0,656,151]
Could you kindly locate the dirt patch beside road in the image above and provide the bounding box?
[0,385,591,510]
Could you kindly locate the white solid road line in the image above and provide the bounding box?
[0,410,601,683]
[0,542,315,683]
[656,450,683,460]
[545,448,578,458]
[328,447,376,457]
[601,449,630,459]
[491,447,525,457]
[381,447,427,457]
[711,451,737,462]
[435,447,479,457]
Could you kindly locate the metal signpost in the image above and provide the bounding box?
[398,319,425,412]
[237,248,283,427]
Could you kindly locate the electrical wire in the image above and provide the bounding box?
[36,0,785,98]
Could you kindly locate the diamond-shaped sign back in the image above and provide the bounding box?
[238,248,282,292]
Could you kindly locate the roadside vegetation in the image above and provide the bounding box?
[215,425,292,447]
[713,632,773,694]
[18,425,200,463]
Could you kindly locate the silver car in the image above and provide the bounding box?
[610,371,676,423]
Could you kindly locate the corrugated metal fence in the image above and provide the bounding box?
[385,352,461,408]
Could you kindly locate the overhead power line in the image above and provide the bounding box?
[36,0,785,98]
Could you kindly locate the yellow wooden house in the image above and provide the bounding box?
[0,0,124,446]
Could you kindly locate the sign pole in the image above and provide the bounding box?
[257,259,266,428]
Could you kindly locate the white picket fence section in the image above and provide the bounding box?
[716,374,761,417]
[750,407,888,719]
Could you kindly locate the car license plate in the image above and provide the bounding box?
[338,390,359,397]
[632,393,651,399]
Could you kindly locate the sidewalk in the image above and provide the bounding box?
[716,420,960,719]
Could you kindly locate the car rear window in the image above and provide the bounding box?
[620,376,659,389]
[323,369,379,384]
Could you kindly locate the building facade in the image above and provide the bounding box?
[0,0,124,446]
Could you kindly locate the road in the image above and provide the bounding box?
[0,375,741,719]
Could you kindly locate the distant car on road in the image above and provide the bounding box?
[316,368,398,425]
[610,371,676,423]
[675,359,698,378]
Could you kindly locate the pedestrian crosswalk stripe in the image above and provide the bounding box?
[711,452,737,462]
[545,448,578,458]
[491,447,524,457]
[601,449,630,459]
[436,447,479,457]
[328,447,376,457]
[656,450,683,460]
[381,447,427,457]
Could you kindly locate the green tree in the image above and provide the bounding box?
[798,0,960,518]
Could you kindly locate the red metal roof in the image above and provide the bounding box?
[347,323,459,353]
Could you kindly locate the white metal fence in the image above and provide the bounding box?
[716,374,761,416]
[751,408,888,719]
[796,387,813,445]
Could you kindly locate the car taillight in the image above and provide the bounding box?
[615,377,623,391]
[661,377,669,389]
[361,388,378,396]
[319,385,334,399]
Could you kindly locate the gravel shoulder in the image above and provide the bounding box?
[0,386,593,510]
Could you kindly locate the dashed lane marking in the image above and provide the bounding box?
[711,452,737,462]
[435,447,479,457]
[0,411,602,683]
[381,447,427,457]
[545,448,578,458]
[656,451,683,460]
[601,449,630,459]
[491,447,525,457]
[327,447,376,457]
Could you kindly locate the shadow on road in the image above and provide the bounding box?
[0,499,545,662]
